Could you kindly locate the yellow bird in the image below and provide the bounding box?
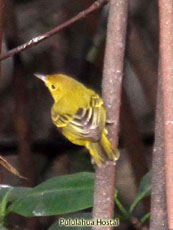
[35,73,119,166]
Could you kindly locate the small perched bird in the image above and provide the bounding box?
[35,73,119,166]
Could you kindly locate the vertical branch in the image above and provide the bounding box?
[5,0,36,187]
[0,0,5,77]
[5,1,38,228]
[13,57,36,187]
[150,69,167,230]
[0,0,5,183]
[158,0,173,228]
[92,0,128,229]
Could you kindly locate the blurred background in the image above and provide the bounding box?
[0,0,158,229]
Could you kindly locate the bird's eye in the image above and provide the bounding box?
[51,85,56,90]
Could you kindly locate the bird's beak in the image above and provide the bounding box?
[34,73,47,83]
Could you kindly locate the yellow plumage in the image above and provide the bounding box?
[35,73,119,166]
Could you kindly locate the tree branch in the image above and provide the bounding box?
[92,0,128,229]
[158,0,173,228]
[150,67,168,230]
[0,0,5,183]
[0,0,109,62]
[0,0,5,76]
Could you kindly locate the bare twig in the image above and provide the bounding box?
[158,0,173,228]
[0,156,26,179]
[150,68,168,230]
[0,0,109,62]
[92,0,128,229]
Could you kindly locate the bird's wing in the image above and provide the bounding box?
[52,112,73,128]
[53,94,105,142]
[69,107,104,142]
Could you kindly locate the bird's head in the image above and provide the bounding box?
[34,73,69,101]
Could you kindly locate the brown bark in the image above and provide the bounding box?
[150,68,167,230]
[92,0,128,229]
[0,0,5,183]
[158,0,173,228]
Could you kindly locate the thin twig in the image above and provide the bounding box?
[0,156,26,179]
[0,0,109,62]
[92,0,128,229]
[158,0,173,228]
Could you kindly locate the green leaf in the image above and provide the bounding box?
[0,185,30,203]
[0,185,12,201]
[141,212,150,224]
[0,188,13,222]
[0,225,8,230]
[0,185,30,225]
[129,171,151,213]
[114,190,131,220]
[138,171,151,196]
[8,172,95,217]
[49,212,92,230]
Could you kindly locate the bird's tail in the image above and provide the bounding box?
[86,130,120,166]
